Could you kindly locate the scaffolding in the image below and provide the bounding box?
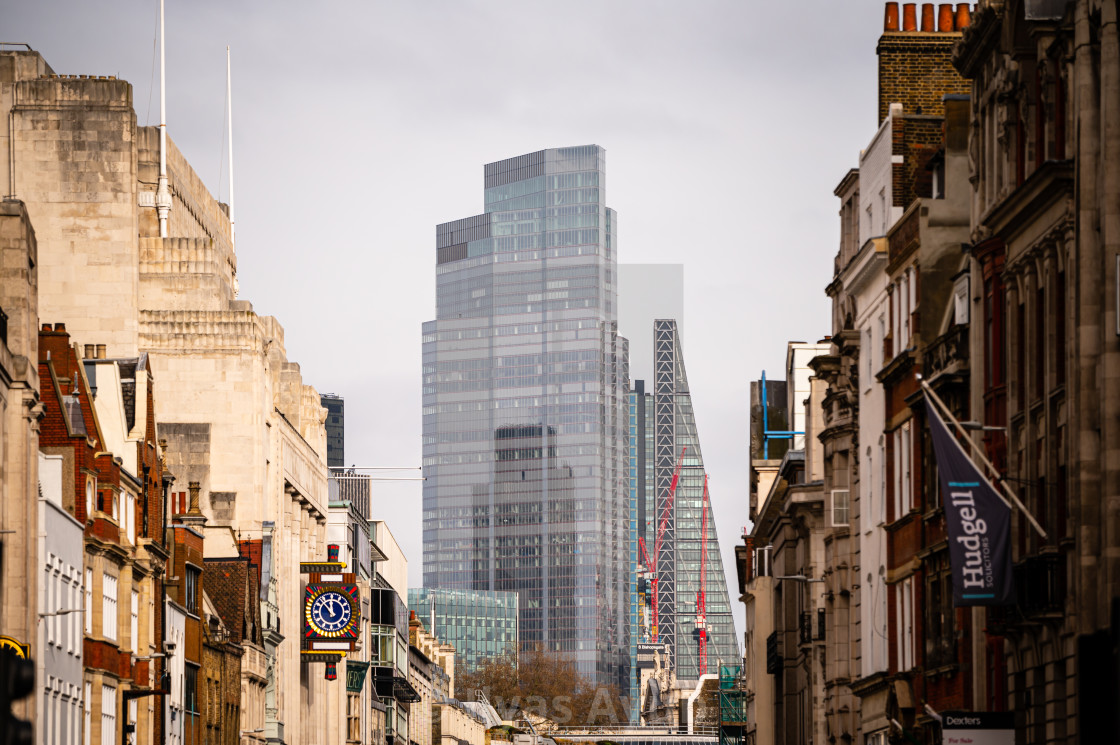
[718,664,747,745]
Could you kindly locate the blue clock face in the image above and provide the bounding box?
[310,591,352,634]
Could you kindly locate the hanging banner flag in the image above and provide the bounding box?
[926,399,1015,606]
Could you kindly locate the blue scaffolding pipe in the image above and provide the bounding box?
[760,370,803,459]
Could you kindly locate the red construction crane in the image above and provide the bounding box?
[696,474,710,675]
[638,446,686,644]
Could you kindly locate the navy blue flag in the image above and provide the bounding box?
[926,398,1015,606]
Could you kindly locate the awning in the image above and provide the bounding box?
[393,676,422,704]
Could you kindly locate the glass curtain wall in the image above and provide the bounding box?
[407,588,519,672]
[422,146,631,691]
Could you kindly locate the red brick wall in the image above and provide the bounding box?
[892,116,945,209]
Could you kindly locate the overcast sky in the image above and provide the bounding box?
[8,0,887,646]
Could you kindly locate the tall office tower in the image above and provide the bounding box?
[321,393,345,468]
[422,146,631,691]
[632,320,737,681]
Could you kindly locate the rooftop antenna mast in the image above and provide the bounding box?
[155,0,172,237]
[226,45,235,253]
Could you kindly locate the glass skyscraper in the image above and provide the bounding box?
[422,146,631,691]
[407,588,520,673]
[632,320,737,681]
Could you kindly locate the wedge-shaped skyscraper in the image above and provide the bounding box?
[422,146,631,690]
[632,320,737,681]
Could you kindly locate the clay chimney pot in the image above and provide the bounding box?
[921,3,935,31]
[938,3,954,30]
[885,2,900,31]
[84,345,95,358]
[96,344,106,359]
[902,3,918,31]
[42,323,52,332]
[55,322,66,332]
[956,3,971,28]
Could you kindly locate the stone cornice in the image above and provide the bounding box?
[952,4,1003,78]
[877,347,917,385]
[980,159,1074,244]
[842,238,890,296]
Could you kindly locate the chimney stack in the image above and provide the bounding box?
[921,3,935,31]
[188,481,203,516]
[877,1,971,124]
[902,3,917,31]
[885,2,900,31]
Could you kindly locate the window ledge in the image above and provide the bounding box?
[923,662,959,679]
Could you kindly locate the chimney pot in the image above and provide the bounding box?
[55,322,66,332]
[902,3,918,31]
[96,344,106,359]
[938,3,954,30]
[84,344,95,358]
[921,3,935,31]
[955,2,971,29]
[42,323,52,332]
[885,2,900,31]
[188,481,202,516]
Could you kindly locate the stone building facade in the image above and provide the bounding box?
[1,45,337,744]
[0,199,44,735]
[744,345,830,745]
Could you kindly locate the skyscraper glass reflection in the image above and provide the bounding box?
[407,588,520,673]
[422,146,631,692]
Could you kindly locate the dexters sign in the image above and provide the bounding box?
[926,401,1015,606]
[941,711,1015,745]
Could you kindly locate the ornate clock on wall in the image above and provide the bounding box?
[301,544,361,681]
[304,584,360,640]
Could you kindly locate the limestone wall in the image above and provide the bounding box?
[140,237,235,311]
[10,73,140,356]
[137,127,235,263]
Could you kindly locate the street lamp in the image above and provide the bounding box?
[774,575,825,583]
[38,608,85,618]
